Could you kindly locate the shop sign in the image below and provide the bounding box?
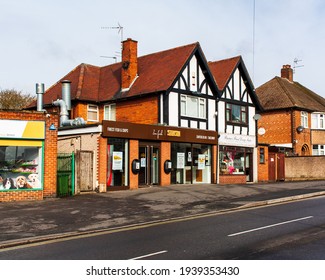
[218,133,256,147]
[103,121,217,145]
[112,152,123,170]
[0,120,45,140]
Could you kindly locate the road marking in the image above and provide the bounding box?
[228,216,313,237]
[130,250,168,260]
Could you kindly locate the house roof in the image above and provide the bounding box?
[208,56,241,91]
[256,76,325,112]
[34,42,200,107]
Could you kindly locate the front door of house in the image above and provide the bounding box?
[139,143,159,186]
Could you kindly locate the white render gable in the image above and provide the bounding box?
[161,54,217,131]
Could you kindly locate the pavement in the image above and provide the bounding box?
[1,180,325,249]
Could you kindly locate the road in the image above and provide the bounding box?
[1,196,325,259]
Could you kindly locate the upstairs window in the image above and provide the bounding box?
[301,111,308,128]
[311,113,325,129]
[87,104,99,122]
[226,103,247,124]
[104,104,116,121]
[180,94,206,119]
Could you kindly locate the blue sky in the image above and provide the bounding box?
[1,0,325,97]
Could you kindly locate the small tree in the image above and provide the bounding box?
[0,89,35,110]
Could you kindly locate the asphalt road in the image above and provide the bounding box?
[1,196,325,260]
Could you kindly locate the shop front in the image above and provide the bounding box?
[102,121,218,189]
[0,120,45,193]
[218,133,257,184]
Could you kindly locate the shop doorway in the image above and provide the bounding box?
[245,152,253,182]
[139,143,159,186]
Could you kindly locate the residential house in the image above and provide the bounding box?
[256,64,325,181]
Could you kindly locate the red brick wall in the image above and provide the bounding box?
[258,146,269,182]
[116,96,159,124]
[160,142,171,186]
[219,175,246,184]
[258,110,292,144]
[97,136,108,191]
[129,140,139,189]
[0,110,58,202]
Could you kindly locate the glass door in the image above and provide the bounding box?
[139,143,160,186]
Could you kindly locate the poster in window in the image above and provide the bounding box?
[198,154,206,170]
[112,152,123,170]
[177,152,185,169]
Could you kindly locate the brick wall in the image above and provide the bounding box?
[286,156,325,180]
[116,96,159,124]
[219,175,246,184]
[160,142,171,186]
[0,110,58,202]
[258,145,269,182]
[258,110,292,144]
[58,133,100,193]
[311,130,325,145]
[129,140,139,189]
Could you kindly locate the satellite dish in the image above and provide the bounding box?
[253,114,261,120]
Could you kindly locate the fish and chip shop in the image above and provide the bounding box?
[0,112,58,202]
[102,121,218,190]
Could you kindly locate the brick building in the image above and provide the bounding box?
[256,64,325,181]
[0,110,58,202]
[30,38,260,192]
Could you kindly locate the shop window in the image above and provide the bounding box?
[0,146,42,190]
[171,143,211,184]
[301,111,308,128]
[226,103,247,124]
[87,104,99,122]
[107,138,128,187]
[180,94,206,119]
[104,104,116,121]
[219,147,245,175]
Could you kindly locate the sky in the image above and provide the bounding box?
[1,0,325,97]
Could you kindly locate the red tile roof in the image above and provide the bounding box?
[36,42,199,107]
[208,56,241,90]
[256,76,325,112]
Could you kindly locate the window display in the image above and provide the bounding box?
[0,146,42,190]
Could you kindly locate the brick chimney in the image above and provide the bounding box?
[281,64,293,82]
[121,38,138,90]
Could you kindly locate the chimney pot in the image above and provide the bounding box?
[281,64,293,82]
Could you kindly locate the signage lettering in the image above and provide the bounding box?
[167,130,181,137]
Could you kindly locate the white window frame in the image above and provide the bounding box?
[180,94,206,119]
[301,111,308,128]
[311,113,325,129]
[312,144,325,155]
[87,104,99,122]
[104,104,116,121]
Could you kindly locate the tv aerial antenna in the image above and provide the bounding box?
[100,23,124,62]
[293,57,304,73]
[101,22,123,43]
